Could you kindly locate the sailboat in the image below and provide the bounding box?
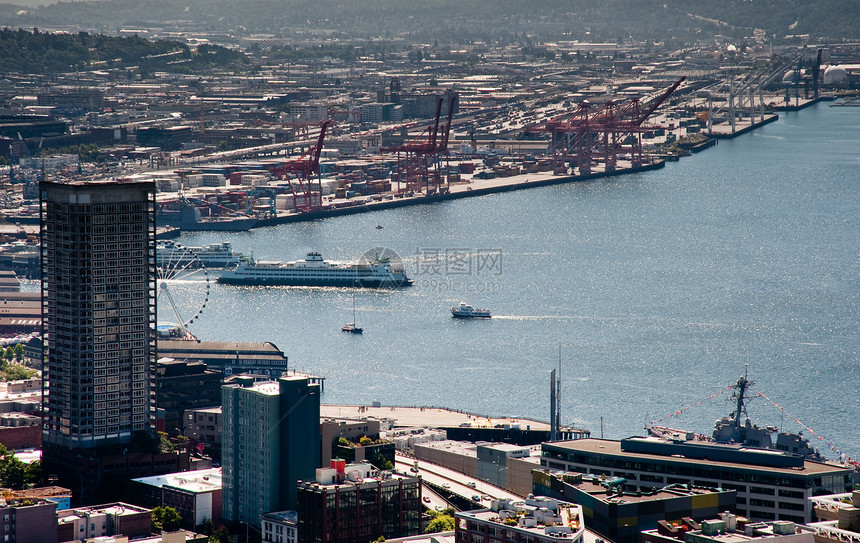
[342,291,363,334]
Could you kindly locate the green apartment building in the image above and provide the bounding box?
[222,376,321,528]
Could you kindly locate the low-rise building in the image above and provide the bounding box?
[477,443,539,497]
[809,490,860,543]
[57,502,152,542]
[641,513,818,543]
[132,468,222,530]
[261,510,298,543]
[413,440,541,496]
[383,427,447,451]
[455,496,585,543]
[157,340,291,379]
[83,530,209,543]
[0,485,72,511]
[184,406,223,452]
[156,359,223,436]
[413,440,478,478]
[534,470,737,543]
[0,497,58,543]
[540,438,854,523]
[320,418,382,468]
[0,376,42,449]
[297,461,422,543]
[0,291,41,333]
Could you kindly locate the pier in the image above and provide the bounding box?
[255,160,667,227]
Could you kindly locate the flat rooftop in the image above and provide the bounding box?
[415,440,478,457]
[563,475,729,504]
[545,438,849,475]
[321,404,551,431]
[58,502,150,520]
[133,467,221,493]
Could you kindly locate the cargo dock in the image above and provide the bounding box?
[254,159,666,227]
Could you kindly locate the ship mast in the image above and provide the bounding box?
[732,365,753,429]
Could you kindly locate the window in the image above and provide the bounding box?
[750,486,775,495]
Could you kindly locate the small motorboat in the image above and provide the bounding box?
[451,302,491,319]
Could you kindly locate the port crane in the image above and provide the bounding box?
[381,90,458,194]
[528,77,684,175]
[268,119,335,212]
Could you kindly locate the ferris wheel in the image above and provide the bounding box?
[156,243,210,339]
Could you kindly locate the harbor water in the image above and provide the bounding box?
[173,102,859,461]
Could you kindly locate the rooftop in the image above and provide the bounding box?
[58,502,151,523]
[309,461,420,490]
[0,486,71,499]
[414,440,478,457]
[320,404,551,431]
[545,438,849,475]
[546,471,731,504]
[132,467,222,493]
[261,510,298,523]
[457,496,584,540]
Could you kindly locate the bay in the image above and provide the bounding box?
[176,102,860,462]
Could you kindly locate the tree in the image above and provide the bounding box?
[152,506,183,532]
[198,518,215,535]
[210,526,231,543]
[0,444,41,489]
[425,513,455,533]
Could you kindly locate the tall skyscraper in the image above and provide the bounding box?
[40,180,157,499]
[222,376,321,528]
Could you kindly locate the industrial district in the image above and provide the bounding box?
[0,10,857,543]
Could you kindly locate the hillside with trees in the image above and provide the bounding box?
[0,0,857,44]
[0,28,248,74]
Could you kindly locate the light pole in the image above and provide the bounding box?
[242,520,263,543]
[490,460,509,490]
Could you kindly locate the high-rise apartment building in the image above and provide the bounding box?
[40,180,157,498]
[222,376,321,528]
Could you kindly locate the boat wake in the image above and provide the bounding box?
[493,315,648,321]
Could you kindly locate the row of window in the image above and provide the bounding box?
[543,450,812,488]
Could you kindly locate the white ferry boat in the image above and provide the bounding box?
[217,252,413,288]
[157,240,242,268]
[451,302,492,318]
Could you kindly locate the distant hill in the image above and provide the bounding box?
[0,0,857,43]
[0,28,247,74]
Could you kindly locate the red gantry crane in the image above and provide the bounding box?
[529,77,684,175]
[381,90,458,194]
[268,119,335,212]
